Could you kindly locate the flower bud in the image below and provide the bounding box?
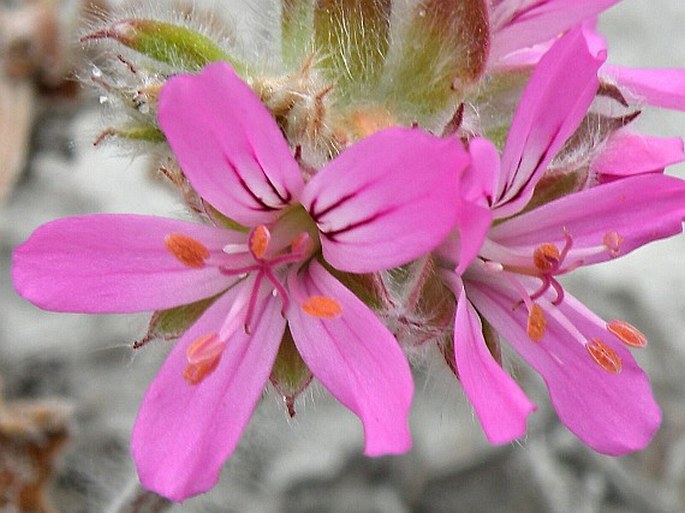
[270,329,313,417]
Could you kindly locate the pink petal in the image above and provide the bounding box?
[453,282,536,444]
[456,138,498,273]
[489,0,619,65]
[158,62,304,227]
[303,127,469,273]
[603,65,685,111]
[494,27,605,218]
[468,279,660,455]
[132,284,286,501]
[286,261,413,455]
[592,131,685,178]
[489,174,685,266]
[12,215,244,313]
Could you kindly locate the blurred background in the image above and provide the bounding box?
[1,1,685,512]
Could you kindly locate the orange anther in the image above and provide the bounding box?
[249,225,271,259]
[186,333,226,364]
[607,320,647,348]
[603,231,623,258]
[183,358,222,385]
[165,233,211,268]
[586,338,623,374]
[301,296,343,319]
[533,243,560,272]
[527,303,546,342]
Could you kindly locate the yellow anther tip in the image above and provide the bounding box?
[301,296,343,319]
[165,233,211,268]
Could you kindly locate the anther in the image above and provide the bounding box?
[527,303,546,342]
[603,231,623,258]
[607,320,647,348]
[586,338,623,374]
[533,243,560,272]
[165,233,210,268]
[183,333,226,385]
[249,225,271,260]
[301,296,343,319]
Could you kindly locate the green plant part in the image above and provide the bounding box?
[382,0,490,123]
[269,329,314,417]
[82,19,245,75]
[313,0,392,98]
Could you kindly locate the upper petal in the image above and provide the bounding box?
[592,131,685,178]
[453,282,536,444]
[603,65,685,111]
[12,214,243,313]
[489,174,685,266]
[286,260,413,455]
[302,127,469,273]
[158,62,304,227]
[494,27,605,218]
[467,277,660,455]
[132,284,286,501]
[489,0,619,66]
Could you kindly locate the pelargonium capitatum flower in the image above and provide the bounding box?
[12,62,473,501]
[440,27,685,453]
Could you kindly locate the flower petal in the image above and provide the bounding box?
[603,65,685,111]
[454,282,536,444]
[467,278,660,455]
[592,131,685,178]
[303,127,469,273]
[132,284,285,501]
[286,261,413,455]
[489,0,619,65]
[158,62,304,226]
[12,215,243,313]
[489,174,685,266]
[456,138,498,273]
[494,27,604,218]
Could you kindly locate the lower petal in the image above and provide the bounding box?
[286,261,414,455]
[132,284,285,501]
[604,65,685,111]
[468,279,660,455]
[454,284,536,444]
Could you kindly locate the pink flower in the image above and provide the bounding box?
[488,0,621,69]
[441,28,685,452]
[13,62,472,501]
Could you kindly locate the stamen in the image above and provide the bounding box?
[603,231,623,258]
[184,359,222,385]
[533,243,560,272]
[607,320,647,348]
[586,338,623,374]
[301,296,343,319]
[186,333,226,364]
[290,232,313,256]
[165,233,210,268]
[527,303,546,342]
[183,333,226,384]
[249,225,271,259]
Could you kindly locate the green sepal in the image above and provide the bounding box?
[204,203,249,233]
[383,0,489,121]
[95,124,165,145]
[83,19,245,74]
[137,294,222,347]
[269,327,313,417]
[281,0,315,68]
[313,0,391,96]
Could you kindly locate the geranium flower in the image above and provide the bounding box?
[440,27,685,452]
[12,62,473,501]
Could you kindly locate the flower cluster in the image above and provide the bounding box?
[11,0,685,503]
